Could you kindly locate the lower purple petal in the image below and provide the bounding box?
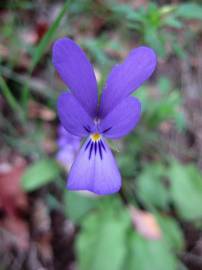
[99,96,141,139]
[67,138,121,195]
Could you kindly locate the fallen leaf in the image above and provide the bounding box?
[28,100,56,121]
[36,20,49,43]
[0,157,29,250]
[1,215,29,251]
[129,206,162,240]
[0,158,27,215]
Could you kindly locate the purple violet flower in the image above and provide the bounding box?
[56,125,80,170]
[52,37,157,195]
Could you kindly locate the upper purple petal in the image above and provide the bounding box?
[52,37,98,117]
[67,138,121,195]
[99,96,141,139]
[99,46,157,117]
[57,92,95,137]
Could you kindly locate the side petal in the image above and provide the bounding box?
[99,46,157,117]
[67,139,121,195]
[52,37,98,117]
[57,92,95,137]
[99,96,141,139]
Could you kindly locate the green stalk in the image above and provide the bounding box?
[21,0,72,113]
[0,75,25,122]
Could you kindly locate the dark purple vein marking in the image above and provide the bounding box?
[100,140,106,152]
[102,127,112,133]
[83,126,91,133]
[98,141,103,160]
[94,141,97,155]
[85,140,91,151]
[88,142,94,160]
[86,139,104,160]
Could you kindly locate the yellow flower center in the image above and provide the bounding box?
[91,133,101,142]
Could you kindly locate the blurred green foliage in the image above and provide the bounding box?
[1,0,202,269]
[111,2,202,57]
[22,158,61,192]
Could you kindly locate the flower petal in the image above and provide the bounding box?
[67,139,121,195]
[57,92,95,137]
[99,96,141,139]
[52,37,98,117]
[99,46,157,117]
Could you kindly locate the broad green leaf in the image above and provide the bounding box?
[169,162,202,220]
[64,191,99,224]
[30,1,71,71]
[126,232,177,270]
[137,163,170,210]
[21,159,60,191]
[163,16,183,29]
[76,200,130,270]
[156,214,184,252]
[111,4,137,19]
[175,3,202,20]
[143,90,181,128]
[117,154,136,178]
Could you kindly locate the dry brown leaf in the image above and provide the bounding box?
[0,158,28,215]
[159,121,173,134]
[1,215,29,251]
[129,206,162,240]
[28,100,56,121]
[0,44,9,58]
[21,30,38,45]
[0,158,29,250]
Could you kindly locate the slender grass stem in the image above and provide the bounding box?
[0,75,25,122]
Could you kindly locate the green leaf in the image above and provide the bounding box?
[76,201,130,270]
[111,4,136,18]
[126,232,177,270]
[21,159,60,191]
[64,191,99,224]
[163,16,183,29]
[144,28,165,57]
[175,3,202,20]
[158,77,171,93]
[30,1,70,72]
[117,154,136,178]
[156,214,184,252]
[143,89,181,128]
[137,163,170,210]
[169,161,202,220]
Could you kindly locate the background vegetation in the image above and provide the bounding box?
[1,0,202,269]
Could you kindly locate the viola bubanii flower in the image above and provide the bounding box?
[56,125,80,170]
[52,37,157,195]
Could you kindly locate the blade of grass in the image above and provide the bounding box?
[0,75,25,121]
[30,0,71,72]
[2,65,57,99]
[22,1,71,114]
[0,114,18,135]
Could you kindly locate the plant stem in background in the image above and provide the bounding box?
[21,0,72,113]
[0,75,25,122]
